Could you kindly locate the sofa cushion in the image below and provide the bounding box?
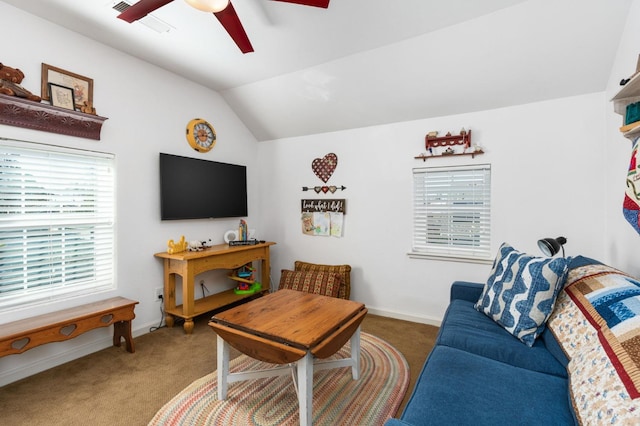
[278,269,341,298]
[398,345,576,425]
[475,242,569,346]
[449,281,484,303]
[568,254,602,269]
[539,326,569,370]
[294,261,351,299]
[437,299,567,377]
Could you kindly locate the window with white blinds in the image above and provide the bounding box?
[412,164,491,262]
[0,140,115,309]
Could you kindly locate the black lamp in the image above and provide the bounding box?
[537,236,567,258]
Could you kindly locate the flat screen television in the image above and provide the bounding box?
[159,153,248,220]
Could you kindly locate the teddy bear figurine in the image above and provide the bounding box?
[0,63,42,102]
[79,100,97,115]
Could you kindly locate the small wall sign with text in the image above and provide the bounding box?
[301,199,345,214]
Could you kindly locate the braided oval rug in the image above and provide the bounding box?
[148,333,409,426]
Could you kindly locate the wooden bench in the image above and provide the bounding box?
[0,297,139,358]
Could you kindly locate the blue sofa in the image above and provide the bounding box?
[385,280,576,425]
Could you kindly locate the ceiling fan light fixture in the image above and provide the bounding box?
[184,0,229,13]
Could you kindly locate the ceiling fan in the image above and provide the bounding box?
[117,0,330,54]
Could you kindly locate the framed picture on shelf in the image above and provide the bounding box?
[41,63,93,107]
[48,83,76,110]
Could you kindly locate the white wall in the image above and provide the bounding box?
[258,92,608,324]
[256,0,640,327]
[0,3,262,385]
[605,0,640,277]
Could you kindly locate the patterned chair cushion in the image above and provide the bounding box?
[278,269,342,298]
[475,242,569,346]
[294,261,351,300]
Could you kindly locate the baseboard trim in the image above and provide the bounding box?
[366,307,442,327]
[0,319,159,387]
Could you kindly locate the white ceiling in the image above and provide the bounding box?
[3,0,633,140]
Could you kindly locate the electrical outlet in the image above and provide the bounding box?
[154,287,164,302]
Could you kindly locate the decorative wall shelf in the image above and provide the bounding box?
[414,150,484,161]
[611,71,640,140]
[0,94,107,140]
[416,129,483,160]
[425,130,472,148]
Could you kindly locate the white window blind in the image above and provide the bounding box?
[412,164,491,261]
[0,140,115,309]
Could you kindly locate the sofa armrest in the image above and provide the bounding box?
[450,281,484,303]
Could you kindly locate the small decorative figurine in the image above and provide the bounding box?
[188,240,204,251]
[167,235,187,254]
[0,63,41,102]
[80,101,97,115]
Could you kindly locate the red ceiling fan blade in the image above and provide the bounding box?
[117,0,175,23]
[270,0,330,8]
[214,2,254,53]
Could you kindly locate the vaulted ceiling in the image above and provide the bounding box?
[3,0,633,140]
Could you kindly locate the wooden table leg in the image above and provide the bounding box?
[217,334,230,400]
[165,314,175,328]
[164,261,176,328]
[183,319,194,334]
[297,351,313,426]
[113,320,135,353]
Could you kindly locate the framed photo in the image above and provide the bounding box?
[48,83,76,110]
[41,63,93,106]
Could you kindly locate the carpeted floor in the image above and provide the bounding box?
[0,313,438,426]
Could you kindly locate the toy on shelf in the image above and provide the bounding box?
[188,240,205,251]
[238,219,248,241]
[0,63,41,102]
[229,263,261,294]
[167,235,187,254]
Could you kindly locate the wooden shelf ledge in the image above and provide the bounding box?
[0,94,107,140]
[415,150,484,161]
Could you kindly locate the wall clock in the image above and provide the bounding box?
[186,118,216,152]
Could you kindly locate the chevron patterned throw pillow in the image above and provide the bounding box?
[475,242,569,346]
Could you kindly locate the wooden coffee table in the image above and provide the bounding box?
[209,289,367,426]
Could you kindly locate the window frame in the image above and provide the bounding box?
[0,139,116,310]
[410,163,492,263]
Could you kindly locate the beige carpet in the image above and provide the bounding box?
[0,314,438,426]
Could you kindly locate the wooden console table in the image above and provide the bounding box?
[154,242,275,334]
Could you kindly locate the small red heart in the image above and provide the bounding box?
[321,186,329,193]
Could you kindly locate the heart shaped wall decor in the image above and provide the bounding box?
[312,153,338,183]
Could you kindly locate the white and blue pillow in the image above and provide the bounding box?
[475,243,569,347]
